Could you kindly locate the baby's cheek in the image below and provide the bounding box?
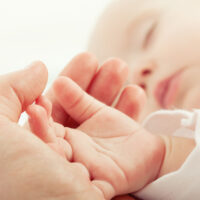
[181,87,200,110]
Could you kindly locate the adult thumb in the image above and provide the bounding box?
[0,61,48,122]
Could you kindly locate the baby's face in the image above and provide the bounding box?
[88,0,200,118]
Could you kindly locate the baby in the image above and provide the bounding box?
[88,0,200,120]
[23,0,200,198]
[86,0,200,199]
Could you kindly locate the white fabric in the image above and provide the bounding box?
[135,109,200,200]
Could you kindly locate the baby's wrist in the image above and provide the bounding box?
[146,132,166,182]
[133,129,166,189]
[157,135,195,178]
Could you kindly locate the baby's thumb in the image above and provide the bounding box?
[0,61,48,122]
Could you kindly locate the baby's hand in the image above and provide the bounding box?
[27,78,164,200]
[45,53,146,128]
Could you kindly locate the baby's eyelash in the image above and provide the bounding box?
[143,22,157,49]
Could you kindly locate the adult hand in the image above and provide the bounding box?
[0,62,103,200]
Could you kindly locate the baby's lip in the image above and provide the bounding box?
[154,69,184,108]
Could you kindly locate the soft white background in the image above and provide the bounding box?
[0,0,109,124]
[0,0,109,83]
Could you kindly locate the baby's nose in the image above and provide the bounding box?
[132,62,156,91]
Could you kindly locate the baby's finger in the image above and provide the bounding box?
[46,52,98,124]
[115,85,146,121]
[36,96,52,118]
[53,77,104,124]
[48,139,72,161]
[27,104,56,143]
[87,58,128,105]
[59,52,98,90]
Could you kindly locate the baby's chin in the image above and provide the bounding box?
[171,66,200,110]
[178,87,200,110]
[138,86,200,121]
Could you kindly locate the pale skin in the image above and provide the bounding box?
[29,53,195,200]
[0,55,149,200]
[87,1,200,197]
[23,52,143,200]
[47,53,144,200]
[0,53,194,199]
[29,52,148,200]
[88,0,200,119]
[27,56,195,199]
[46,52,148,130]
[0,56,147,200]
[0,62,105,200]
[45,52,145,126]
[43,52,147,200]
[40,53,195,199]
[27,80,164,200]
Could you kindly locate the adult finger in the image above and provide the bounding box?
[53,77,105,124]
[115,85,146,121]
[0,61,47,122]
[87,58,128,105]
[46,52,98,124]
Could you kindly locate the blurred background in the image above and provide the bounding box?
[0,0,109,84]
[0,0,109,124]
